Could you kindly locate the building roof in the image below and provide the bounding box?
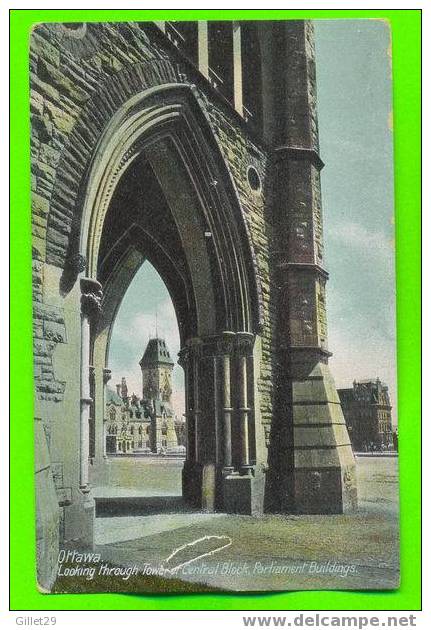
[139,337,174,367]
[106,387,124,406]
[338,378,391,407]
[355,378,388,388]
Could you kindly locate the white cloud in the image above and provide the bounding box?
[324,221,398,423]
[327,220,395,268]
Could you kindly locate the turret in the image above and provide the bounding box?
[120,376,128,402]
[139,337,174,403]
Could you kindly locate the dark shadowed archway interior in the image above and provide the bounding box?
[90,124,262,516]
[89,152,196,515]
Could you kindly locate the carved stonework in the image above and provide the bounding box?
[216,331,236,356]
[102,368,112,385]
[311,168,324,264]
[177,347,190,369]
[60,253,87,295]
[236,332,254,356]
[69,253,87,276]
[316,277,328,349]
[187,338,203,359]
[80,278,103,320]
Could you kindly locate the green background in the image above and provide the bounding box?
[10,9,421,611]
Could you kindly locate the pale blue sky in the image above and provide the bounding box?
[109,20,397,420]
[314,19,396,420]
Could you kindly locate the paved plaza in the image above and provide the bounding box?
[54,456,399,592]
[54,455,400,593]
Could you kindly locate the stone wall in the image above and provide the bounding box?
[206,105,275,435]
[30,21,275,427]
[29,23,357,586]
[35,418,60,591]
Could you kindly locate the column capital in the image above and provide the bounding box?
[185,337,204,359]
[80,277,103,320]
[182,333,255,359]
[102,368,112,384]
[200,332,236,357]
[177,346,189,368]
[236,331,255,355]
[216,331,236,355]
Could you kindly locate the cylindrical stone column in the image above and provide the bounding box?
[190,339,202,462]
[79,278,102,492]
[236,332,254,475]
[102,368,112,458]
[217,332,236,472]
[178,347,193,460]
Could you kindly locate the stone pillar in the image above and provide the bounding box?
[181,332,264,515]
[262,21,357,513]
[222,332,264,515]
[180,339,205,507]
[79,278,102,492]
[90,363,104,471]
[102,368,111,458]
[88,365,96,460]
[233,22,243,116]
[217,332,236,473]
[178,347,193,461]
[190,338,202,462]
[236,332,254,474]
[198,21,209,78]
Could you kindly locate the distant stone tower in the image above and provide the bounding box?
[120,376,128,402]
[139,337,177,451]
[140,337,174,402]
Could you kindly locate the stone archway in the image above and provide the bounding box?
[75,84,265,515]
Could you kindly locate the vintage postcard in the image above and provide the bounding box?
[31,18,398,593]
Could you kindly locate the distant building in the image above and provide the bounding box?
[174,416,186,447]
[105,337,185,455]
[338,379,394,451]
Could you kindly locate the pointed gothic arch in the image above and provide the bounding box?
[72,82,265,511]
